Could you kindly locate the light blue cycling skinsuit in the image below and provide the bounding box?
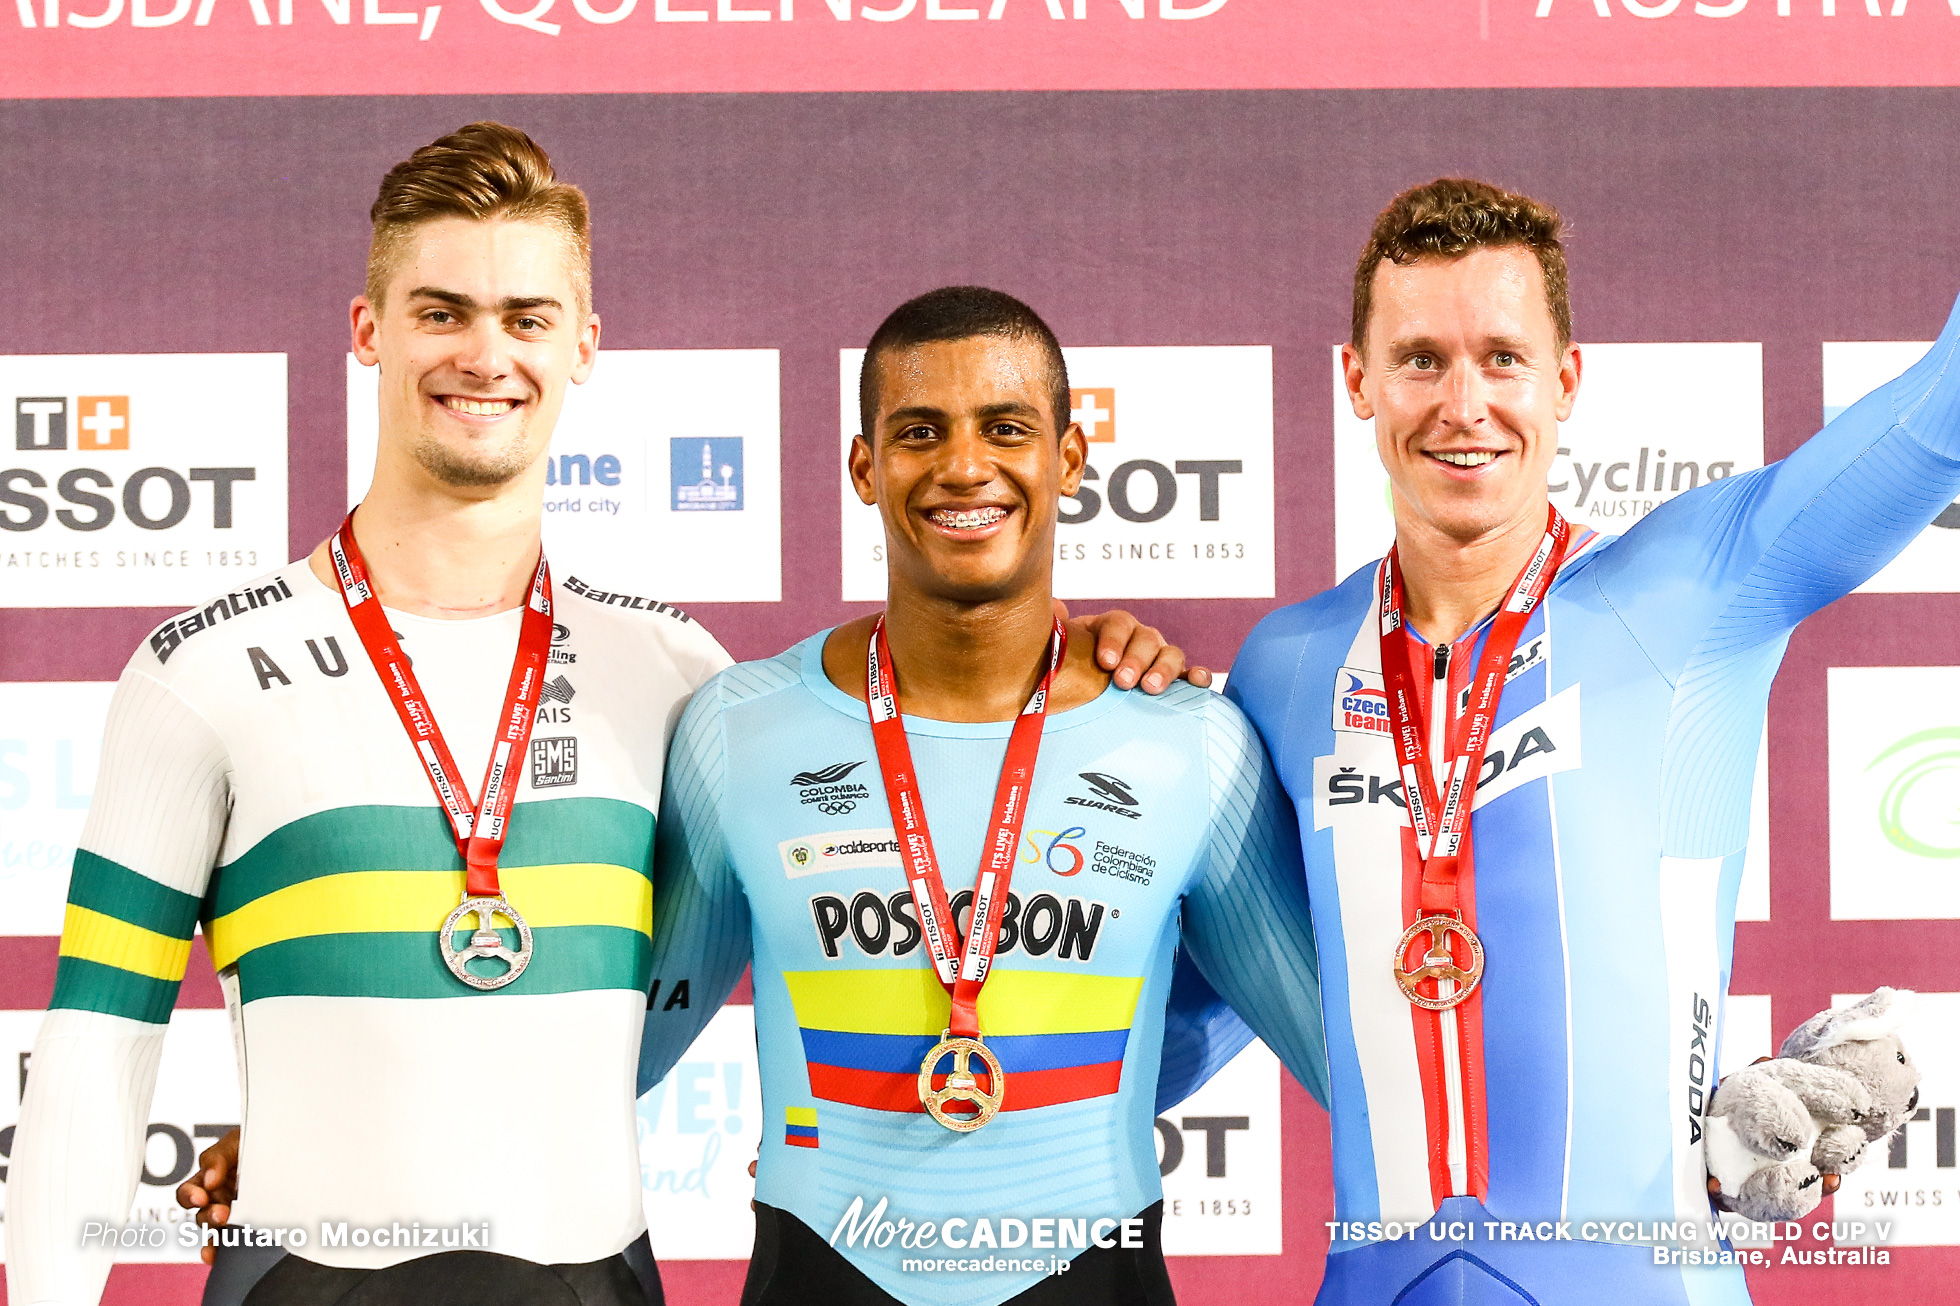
[1220,294,1960,1306]
[637,635,1327,1306]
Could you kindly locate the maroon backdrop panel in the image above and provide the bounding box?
[3,89,1959,1304]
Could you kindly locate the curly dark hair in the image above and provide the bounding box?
[1352,178,1570,350]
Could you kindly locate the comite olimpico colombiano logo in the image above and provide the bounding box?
[1868,727,1960,860]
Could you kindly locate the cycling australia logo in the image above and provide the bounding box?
[3,356,287,608]
[1067,772,1141,820]
[671,438,744,512]
[793,761,871,815]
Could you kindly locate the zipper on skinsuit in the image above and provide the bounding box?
[1432,639,1471,1197]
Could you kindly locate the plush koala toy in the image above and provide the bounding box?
[1703,987,1922,1223]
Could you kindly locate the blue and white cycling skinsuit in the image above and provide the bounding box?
[1224,294,1960,1306]
[637,633,1328,1306]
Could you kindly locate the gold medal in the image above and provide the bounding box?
[1392,914,1484,1011]
[919,1032,1005,1132]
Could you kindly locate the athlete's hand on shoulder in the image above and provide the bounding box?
[1059,601,1212,693]
[176,1127,241,1265]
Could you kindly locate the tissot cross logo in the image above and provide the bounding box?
[1071,388,1116,443]
[1067,772,1142,820]
[15,396,130,451]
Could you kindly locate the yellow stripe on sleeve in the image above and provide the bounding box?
[785,1107,819,1126]
[59,904,194,982]
[206,864,652,970]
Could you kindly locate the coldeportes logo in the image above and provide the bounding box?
[1867,727,1960,859]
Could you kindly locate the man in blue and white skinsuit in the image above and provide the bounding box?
[1224,178,1960,1305]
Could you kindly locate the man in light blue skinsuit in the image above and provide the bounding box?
[1223,177,1960,1305]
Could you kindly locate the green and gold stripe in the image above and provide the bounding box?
[51,851,203,1023]
[205,798,653,919]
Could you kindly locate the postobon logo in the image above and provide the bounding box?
[1,355,287,609]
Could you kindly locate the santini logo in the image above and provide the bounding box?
[1068,772,1140,819]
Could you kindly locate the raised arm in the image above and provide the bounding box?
[1176,697,1330,1109]
[1591,290,1960,671]
[637,680,754,1097]
[6,668,228,1306]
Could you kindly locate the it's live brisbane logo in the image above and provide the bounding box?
[0,354,288,609]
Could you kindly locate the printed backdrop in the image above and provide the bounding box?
[4,7,1960,1302]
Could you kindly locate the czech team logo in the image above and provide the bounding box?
[670,437,744,511]
[1332,668,1391,737]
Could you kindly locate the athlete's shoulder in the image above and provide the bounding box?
[555,572,732,688]
[1229,563,1376,716]
[136,560,323,682]
[688,633,823,719]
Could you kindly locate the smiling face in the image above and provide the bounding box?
[852,334,1086,606]
[352,215,598,493]
[1343,245,1581,546]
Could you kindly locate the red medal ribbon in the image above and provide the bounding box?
[328,512,554,900]
[1378,506,1569,921]
[864,615,1066,1041]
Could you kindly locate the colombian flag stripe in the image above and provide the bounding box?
[806,1061,1125,1114]
[782,969,1144,1035]
[785,1106,819,1148]
[799,1028,1131,1075]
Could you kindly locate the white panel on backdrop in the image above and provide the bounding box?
[1331,347,1773,913]
[638,1004,762,1260]
[1739,728,1770,922]
[1157,1038,1283,1256]
[1831,991,1960,1248]
[839,348,1275,602]
[1821,341,1957,594]
[0,1009,239,1265]
[1829,666,1960,920]
[347,351,781,602]
[0,681,114,937]
[1,356,288,608]
[1330,343,1764,584]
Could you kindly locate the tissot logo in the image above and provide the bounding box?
[2,355,288,609]
[1072,388,1116,443]
[1068,771,1141,820]
[844,346,1275,601]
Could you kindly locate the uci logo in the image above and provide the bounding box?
[1024,827,1088,876]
